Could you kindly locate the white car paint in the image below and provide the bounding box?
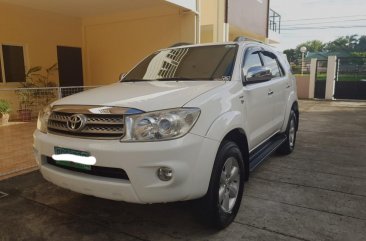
[53,81,225,112]
[33,41,298,204]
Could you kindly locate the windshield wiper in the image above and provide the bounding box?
[157,77,205,81]
[122,79,156,82]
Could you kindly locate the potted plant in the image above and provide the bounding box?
[16,64,58,122]
[0,99,11,125]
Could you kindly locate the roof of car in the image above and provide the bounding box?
[164,40,274,51]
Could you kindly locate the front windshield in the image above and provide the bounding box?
[123,44,238,81]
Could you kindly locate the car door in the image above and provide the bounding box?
[242,47,276,150]
[260,50,288,131]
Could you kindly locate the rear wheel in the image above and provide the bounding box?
[277,110,297,155]
[201,141,245,229]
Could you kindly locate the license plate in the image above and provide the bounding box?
[53,147,91,171]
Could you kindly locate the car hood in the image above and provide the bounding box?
[52,81,225,112]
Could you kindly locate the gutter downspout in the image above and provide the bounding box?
[224,0,229,42]
[217,0,229,42]
[196,0,201,44]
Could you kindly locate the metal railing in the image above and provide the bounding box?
[290,59,311,75]
[269,9,281,33]
[0,86,99,121]
[0,85,101,180]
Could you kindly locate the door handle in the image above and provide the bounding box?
[286,84,291,88]
[268,90,274,95]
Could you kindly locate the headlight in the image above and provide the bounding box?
[37,105,51,133]
[123,108,200,142]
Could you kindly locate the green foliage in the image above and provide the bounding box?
[296,40,324,52]
[16,64,58,110]
[0,99,11,114]
[351,52,366,58]
[324,34,359,52]
[283,49,297,63]
[283,35,366,63]
[355,36,366,52]
[284,40,324,64]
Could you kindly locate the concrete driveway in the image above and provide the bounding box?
[0,100,366,241]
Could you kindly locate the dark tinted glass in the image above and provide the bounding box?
[261,51,281,78]
[243,50,262,74]
[2,45,26,82]
[124,45,238,81]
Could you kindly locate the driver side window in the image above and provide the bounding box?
[243,50,263,76]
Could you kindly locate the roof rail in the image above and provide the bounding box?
[170,42,193,47]
[234,36,262,43]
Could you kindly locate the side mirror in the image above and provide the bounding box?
[243,66,273,85]
[119,73,126,82]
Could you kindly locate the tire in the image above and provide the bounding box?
[200,141,245,229]
[277,110,297,155]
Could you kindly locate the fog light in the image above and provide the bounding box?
[157,167,173,181]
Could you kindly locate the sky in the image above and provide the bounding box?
[270,0,366,51]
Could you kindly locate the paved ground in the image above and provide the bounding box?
[0,100,366,241]
[0,122,38,180]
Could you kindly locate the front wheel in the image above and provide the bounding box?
[201,141,245,229]
[277,110,297,155]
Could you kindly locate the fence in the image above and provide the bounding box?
[314,60,328,99]
[334,57,366,100]
[0,86,99,121]
[0,86,99,180]
[291,59,311,75]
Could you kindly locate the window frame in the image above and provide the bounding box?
[260,49,286,78]
[0,43,28,84]
[241,46,264,82]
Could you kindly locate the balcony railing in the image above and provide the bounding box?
[269,8,281,34]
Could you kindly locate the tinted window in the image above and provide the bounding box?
[124,45,238,81]
[261,51,281,78]
[2,45,26,82]
[243,50,262,75]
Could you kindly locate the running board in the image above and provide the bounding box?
[249,134,287,171]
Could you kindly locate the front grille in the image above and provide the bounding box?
[48,110,125,139]
[46,157,129,180]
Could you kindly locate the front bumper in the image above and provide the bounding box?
[33,131,219,204]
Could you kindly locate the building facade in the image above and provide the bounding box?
[0,0,280,88]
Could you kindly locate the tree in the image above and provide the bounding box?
[295,40,324,53]
[324,34,358,52]
[283,49,297,63]
[355,35,366,52]
[282,35,366,63]
[283,40,324,63]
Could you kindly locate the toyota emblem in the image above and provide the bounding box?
[67,114,87,132]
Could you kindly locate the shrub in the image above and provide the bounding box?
[0,99,11,114]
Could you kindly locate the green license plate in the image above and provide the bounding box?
[54,147,91,171]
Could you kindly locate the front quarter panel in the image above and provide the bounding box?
[205,110,246,141]
[185,81,245,141]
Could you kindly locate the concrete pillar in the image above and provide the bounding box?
[325,56,337,100]
[309,58,317,99]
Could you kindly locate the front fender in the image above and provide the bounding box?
[205,111,246,142]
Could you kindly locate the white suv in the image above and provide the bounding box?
[34,39,299,229]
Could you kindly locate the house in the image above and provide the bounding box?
[306,51,351,61]
[0,0,281,87]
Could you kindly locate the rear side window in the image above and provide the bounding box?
[261,51,282,78]
[243,50,262,75]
